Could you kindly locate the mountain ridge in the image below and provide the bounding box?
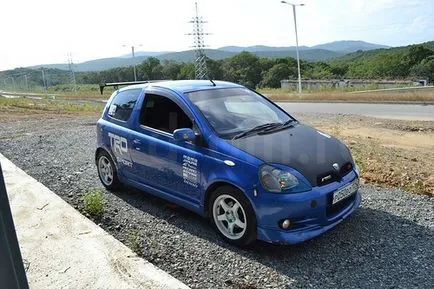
[218,40,388,53]
[23,40,389,72]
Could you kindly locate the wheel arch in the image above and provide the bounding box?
[203,180,248,217]
[95,147,118,169]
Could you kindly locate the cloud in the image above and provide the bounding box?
[405,15,434,34]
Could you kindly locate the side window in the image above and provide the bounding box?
[108,89,142,121]
[140,94,192,133]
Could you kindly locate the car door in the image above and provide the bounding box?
[129,89,203,204]
[104,88,142,178]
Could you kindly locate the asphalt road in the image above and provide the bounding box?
[0,116,433,289]
[278,102,434,121]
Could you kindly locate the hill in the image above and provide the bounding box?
[158,49,235,62]
[119,51,169,58]
[218,45,306,53]
[312,40,389,53]
[2,41,432,91]
[29,56,149,72]
[158,49,344,62]
[328,41,434,80]
[253,49,344,61]
[335,40,434,62]
[27,48,343,72]
[20,40,387,72]
[219,40,387,54]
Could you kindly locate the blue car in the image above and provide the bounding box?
[95,80,361,246]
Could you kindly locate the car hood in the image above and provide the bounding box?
[229,123,354,186]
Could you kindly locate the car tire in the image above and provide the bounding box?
[209,185,257,246]
[96,150,121,190]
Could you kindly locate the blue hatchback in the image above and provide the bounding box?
[96,80,361,246]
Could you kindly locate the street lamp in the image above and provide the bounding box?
[281,1,304,94]
[6,76,16,92]
[123,44,142,81]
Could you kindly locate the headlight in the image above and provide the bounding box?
[259,165,300,193]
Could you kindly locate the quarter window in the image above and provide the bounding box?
[108,89,142,121]
[140,94,192,133]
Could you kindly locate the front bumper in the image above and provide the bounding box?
[253,170,361,244]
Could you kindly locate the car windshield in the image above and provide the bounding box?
[186,88,293,138]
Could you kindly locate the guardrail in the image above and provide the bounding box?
[349,86,434,94]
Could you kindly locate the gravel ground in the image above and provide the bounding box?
[1,116,433,289]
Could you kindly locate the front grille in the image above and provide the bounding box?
[317,162,353,186]
[326,193,356,217]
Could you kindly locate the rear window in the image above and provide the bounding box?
[108,89,142,121]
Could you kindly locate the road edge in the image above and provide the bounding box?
[0,153,190,289]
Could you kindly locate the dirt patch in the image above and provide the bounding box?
[342,127,434,150]
[304,115,434,196]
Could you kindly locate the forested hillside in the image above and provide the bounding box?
[330,41,434,80]
[1,42,433,91]
[23,41,385,72]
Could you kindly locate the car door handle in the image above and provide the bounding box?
[132,139,141,144]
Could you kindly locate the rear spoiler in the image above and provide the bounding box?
[99,80,163,95]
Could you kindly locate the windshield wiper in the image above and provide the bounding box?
[282,119,297,127]
[258,119,297,134]
[232,122,282,140]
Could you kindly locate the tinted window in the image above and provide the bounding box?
[108,89,141,121]
[140,94,192,133]
[186,88,292,138]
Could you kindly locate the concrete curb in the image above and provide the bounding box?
[1,153,190,289]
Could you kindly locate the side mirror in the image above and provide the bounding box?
[173,128,196,142]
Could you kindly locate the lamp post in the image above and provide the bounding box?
[281,1,304,94]
[123,44,142,81]
[24,74,29,91]
[41,68,47,93]
[6,76,16,91]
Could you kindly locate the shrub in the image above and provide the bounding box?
[82,189,106,217]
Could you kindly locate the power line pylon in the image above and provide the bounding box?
[67,53,77,91]
[187,2,210,80]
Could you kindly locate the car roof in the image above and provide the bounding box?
[119,80,243,94]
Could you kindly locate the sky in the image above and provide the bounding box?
[1,0,433,71]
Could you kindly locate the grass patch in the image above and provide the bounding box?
[82,189,106,217]
[0,97,104,114]
[127,229,142,254]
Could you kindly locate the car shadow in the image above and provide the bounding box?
[111,187,434,288]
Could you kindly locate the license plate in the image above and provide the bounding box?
[332,179,359,205]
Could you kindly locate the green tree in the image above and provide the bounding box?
[410,56,434,83]
[223,52,262,88]
[161,60,181,80]
[259,63,291,88]
[206,58,224,80]
[138,57,163,80]
[329,62,349,78]
[405,45,434,67]
[178,63,195,79]
[307,62,334,79]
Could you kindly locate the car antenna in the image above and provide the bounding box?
[209,79,216,86]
